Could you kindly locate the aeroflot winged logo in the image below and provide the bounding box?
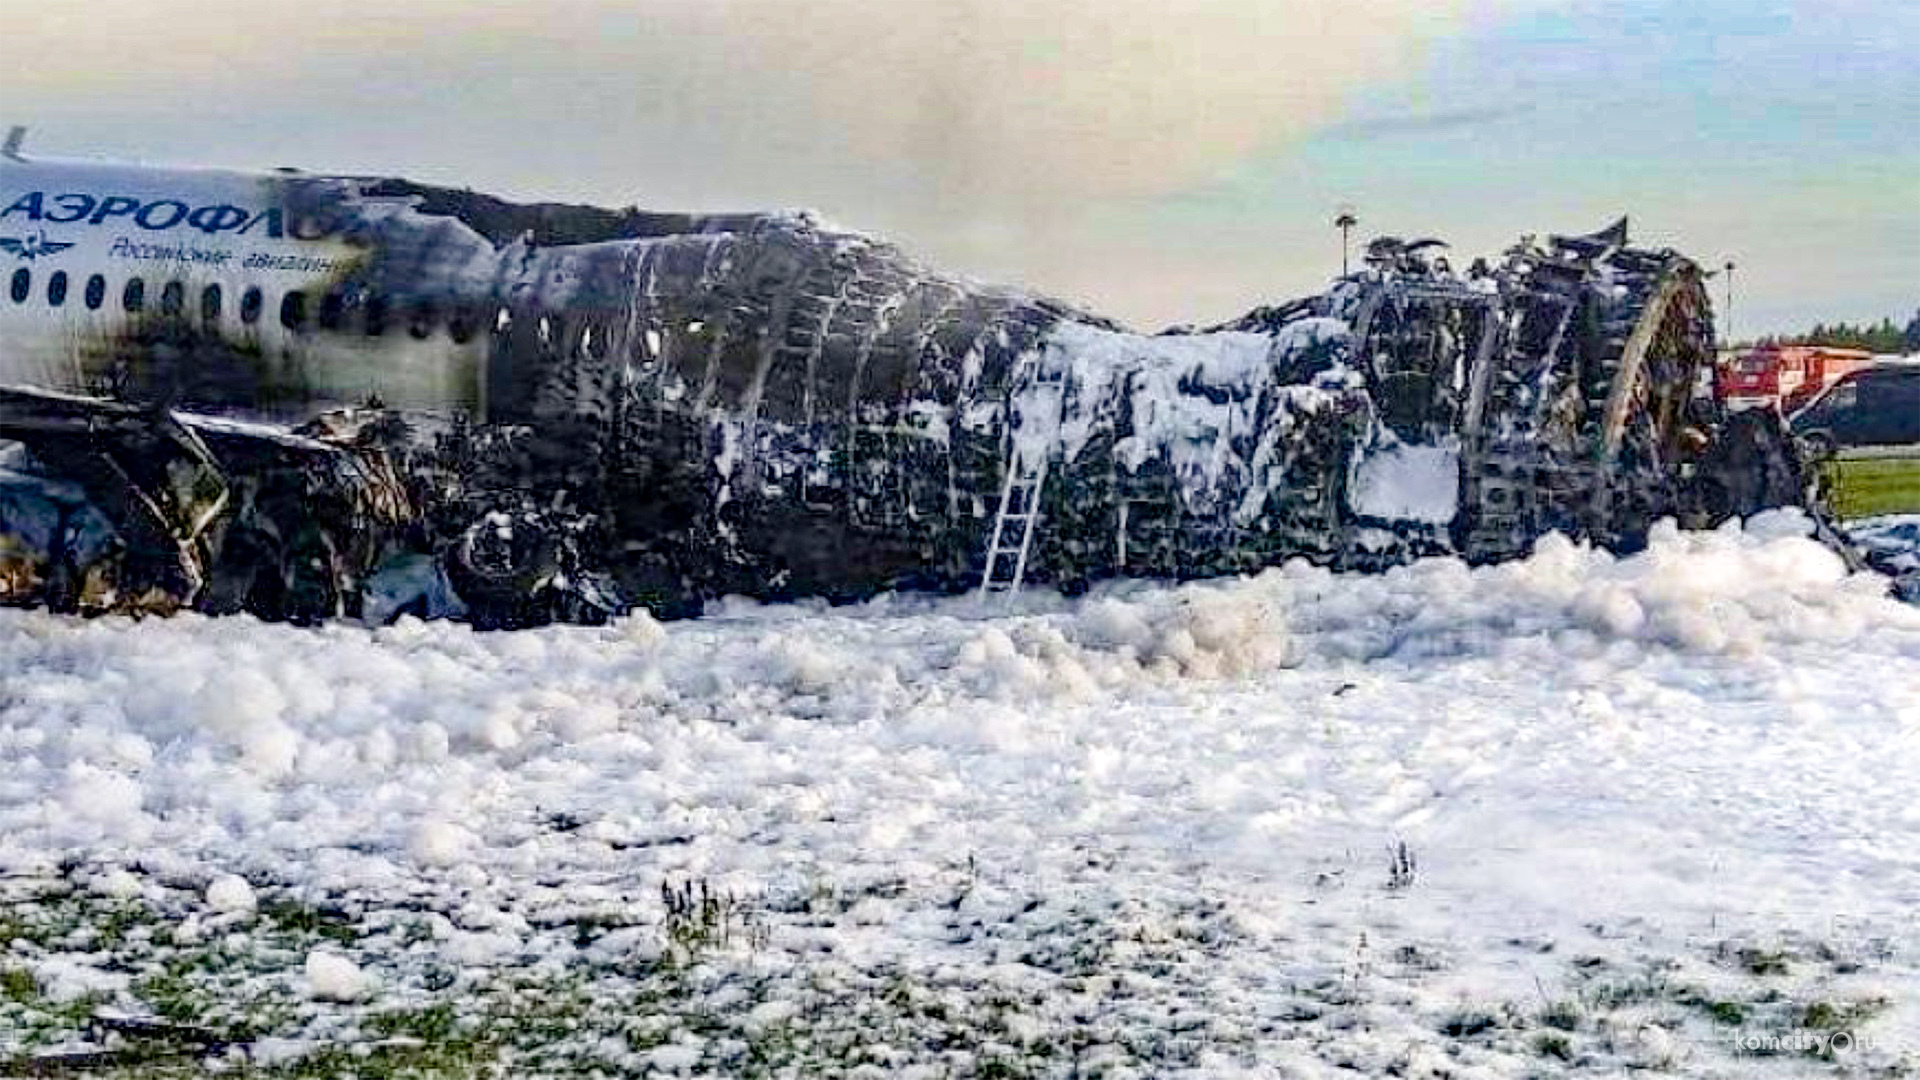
[0,229,74,261]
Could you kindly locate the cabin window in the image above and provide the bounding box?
[583,321,611,360]
[160,281,185,317]
[240,286,263,325]
[318,289,347,331]
[201,284,222,324]
[280,290,308,331]
[83,275,105,310]
[447,306,478,344]
[363,294,389,337]
[10,268,29,304]
[46,271,67,308]
[408,300,438,340]
[123,278,145,313]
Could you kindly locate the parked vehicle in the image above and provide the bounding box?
[1719,344,1875,414]
[1790,362,1920,455]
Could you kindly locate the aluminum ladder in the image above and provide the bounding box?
[978,366,1066,601]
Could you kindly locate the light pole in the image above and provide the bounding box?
[1722,259,1736,346]
[1335,206,1358,276]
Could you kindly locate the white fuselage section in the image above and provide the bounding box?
[0,155,488,416]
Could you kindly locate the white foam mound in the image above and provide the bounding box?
[2,514,1919,1065]
[304,950,373,1002]
[0,513,1908,864]
[205,873,256,915]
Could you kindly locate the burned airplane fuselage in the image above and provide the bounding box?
[0,154,1813,624]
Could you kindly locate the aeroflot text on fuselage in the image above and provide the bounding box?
[1,191,335,241]
[0,160,481,414]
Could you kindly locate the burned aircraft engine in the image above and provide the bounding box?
[0,169,1815,624]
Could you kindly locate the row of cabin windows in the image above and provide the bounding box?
[6,267,478,343]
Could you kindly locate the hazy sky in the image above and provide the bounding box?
[7,0,1915,335]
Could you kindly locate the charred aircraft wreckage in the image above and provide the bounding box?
[0,139,1865,626]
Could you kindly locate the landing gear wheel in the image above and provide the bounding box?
[446,513,560,629]
[1796,430,1836,463]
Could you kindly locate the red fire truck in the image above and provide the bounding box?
[1717,344,1876,413]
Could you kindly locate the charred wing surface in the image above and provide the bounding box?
[0,194,1831,623]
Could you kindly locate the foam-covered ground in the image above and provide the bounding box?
[1853,514,1920,581]
[3,512,1919,1077]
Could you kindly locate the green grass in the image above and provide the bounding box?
[1823,453,1920,519]
[1533,1031,1574,1060]
[0,877,1134,1080]
[364,1002,461,1042]
[5,876,1903,1078]
[1537,998,1582,1032]
[1703,999,1749,1026]
[1802,996,1889,1033]
[0,966,37,1004]
[257,898,360,946]
[1729,945,1791,977]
